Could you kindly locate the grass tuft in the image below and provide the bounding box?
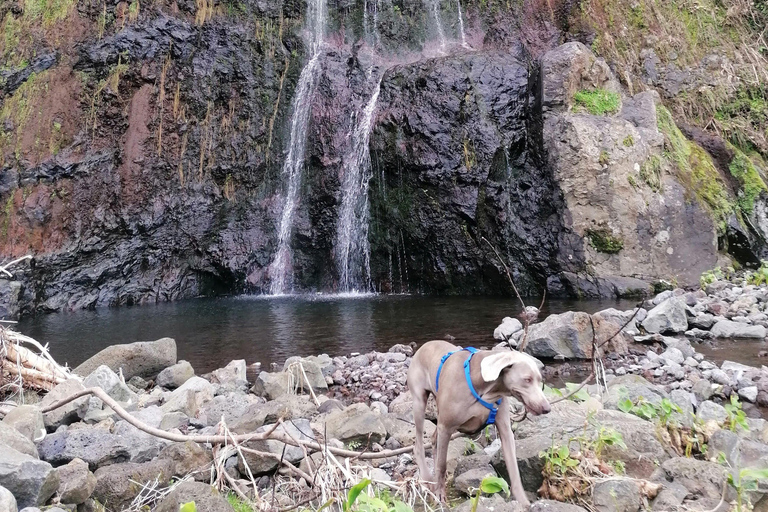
[728,147,767,216]
[586,228,623,253]
[573,88,620,116]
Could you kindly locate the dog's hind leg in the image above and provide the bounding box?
[433,422,453,502]
[495,398,530,507]
[410,385,433,484]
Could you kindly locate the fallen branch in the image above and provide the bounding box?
[0,255,32,278]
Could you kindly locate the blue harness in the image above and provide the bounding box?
[435,347,502,425]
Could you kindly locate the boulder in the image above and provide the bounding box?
[710,320,766,339]
[526,311,628,359]
[39,379,89,430]
[389,390,437,421]
[494,317,523,341]
[530,500,589,512]
[454,467,495,495]
[696,400,727,424]
[250,372,292,400]
[689,313,715,330]
[592,479,643,512]
[661,347,685,365]
[57,458,96,504]
[92,459,175,511]
[642,298,688,334]
[159,412,189,431]
[380,413,436,446]
[603,375,668,410]
[0,485,17,512]
[153,481,234,512]
[238,419,315,475]
[155,360,195,389]
[284,357,328,392]
[0,422,38,458]
[324,403,386,445]
[74,338,177,380]
[37,428,130,470]
[230,396,320,434]
[453,494,524,512]
[211,360,248,390]
[83,365,138,409]
[653,457,733,503]
[0,444,59,509]
[158,441,213,478]
[161,376,214,417]
[739,386,759,403]
[2,405,45,442]
[201,392,259,426]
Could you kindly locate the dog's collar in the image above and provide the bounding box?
[435,347,502,425]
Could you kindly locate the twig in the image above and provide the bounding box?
[481,237,525,311]
[0,255,32,278]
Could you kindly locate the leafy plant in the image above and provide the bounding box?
[746,260,768,286]
[594,426,627,458]
[564,382,590,402]
[618,396,682,427]
[541,445,581,476]
[700,266,724,288]
[623,135,635,147]
[469,476,510,512]
[586,229,624,254]
[226,493,254,512]
[724,395,749,432]
[179,502,197,512]
[344,479,371,512]
[728,467,768,511]
[573,88,621,115]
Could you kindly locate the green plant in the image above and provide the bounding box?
[728,147,767,216]
[746,260,768,286]
[346,440,362,451]
[573,88,621,115]
[586,228,623,254]
[627,174,638,188]
[344,479,371,512]
[700,267,724,288]
[639,154,663,192]
[469,476,510,512]
[594,426,627,458]
[564,382,590,402]
[728,467,768,511]
[618,397,682,427]
[465,438,479,455]
[541,445,581,476]
[599,150,610,166]
[622,135,635,147]
[609,460,626,474]
[179,502,197,512]
[226,493,254,512]
[724,395,749,432]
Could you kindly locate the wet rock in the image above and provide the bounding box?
[2,405,45,443]
[0,444,59,509]
[324,403,386,445]
[284,357,328,392]
[57,458,96,504]
[592,479,643,512]
[161,376,214,416]
[0,281,22,320]
[642,298,688,334]
[74,338,177,379]
[155,360,195,389]
[0,422,39,458]
[39,379,89,430]
[494,317,523,341]
[0,485,16,512]
[710,320,766,339]
[154,481,234,512]
[250,372,292,400]
[92,459,175,510]
[37,428,130,469]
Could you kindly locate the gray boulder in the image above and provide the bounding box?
[211,359,248,390]
[284,357,328,392]
[39,379,89,430]
[603,375,668,410]
[37,428,130,470]
[153,481,234,512]
[2,405,45,442]
[201,392,257,426]
[57,458,96,505]
[161,376,214,417]
[530,500,589,512]
[592,479,643,512]
[653,457,733,503]
[711,320,766,339]
[155,360,195,389]
[74,338,177,380]
[113,420,169,462]
[324,403,386,445]
[453,494,524,512]
[250,372,292,400]
[238,419,315,475]
[0,484,17,512]
[494,317,523,341]
[454,467,496,495]
[158,441,213,478]
[0,444,59,509]
[696,400,727,424]
[92,459,174,510]
[526,311,628,359]
[689,313,715,330]
[0,422,38,458]
[83,365,138,404]
[380,413,436,446]
[642,298,688,334]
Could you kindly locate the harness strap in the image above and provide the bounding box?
[435,347,502,425]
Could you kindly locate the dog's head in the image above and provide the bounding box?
[480,350,551,415]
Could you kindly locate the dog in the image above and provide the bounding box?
[406,340,551,506]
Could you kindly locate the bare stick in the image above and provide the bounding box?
[0,255,32,278]
[481,237,525,311]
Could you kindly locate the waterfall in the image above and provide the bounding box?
[335,76,383,292]
[269,0,327,295]
[456,0,469,48]
[429,0,447,51]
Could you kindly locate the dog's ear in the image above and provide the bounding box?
[480,351,527,382]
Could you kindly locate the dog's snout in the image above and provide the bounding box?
[540,402,551,414]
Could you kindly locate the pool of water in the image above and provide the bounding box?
[16,294,638,373]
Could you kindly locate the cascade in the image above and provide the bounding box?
[429,0,447,50]
[269,0,327,295]
[335,76,383,292]
[457,0,469,48]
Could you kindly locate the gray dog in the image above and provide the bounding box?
[407,340,551,506]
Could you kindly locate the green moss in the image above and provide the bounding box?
[599,150,610,166]
[627,174,638,188]
[226,493,254,512]
[640,154,662,192]
[656,104,733,233]
[0,71,43,164]
[728,147,767,216]
[586,229,623,253]
[23,0,75,25]
[573,88,620,116]
[622,135,634,147]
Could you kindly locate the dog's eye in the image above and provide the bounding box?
[525,376,533,384]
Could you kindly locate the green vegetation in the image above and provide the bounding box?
[618,397,681,427]
[226,494,253,512]
[179,503,197,512]
[598,150,609,166]
[622,135,634,147]
[700,267,724,289]
[746,261,768,286]
[469,476,509,512]
[656,104,733,234]
[585,228,623,254]
[639,154,662,192]
[23,0,75,25]
[724,395,749,432]
[729,468,768,512]
[715,85,768,158]
[573,88,620,116]
[728,147,767,216]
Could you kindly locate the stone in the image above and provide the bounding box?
[692,379,713,402]
[709,369,732,386]
[154,481,234,512]
[653,457,733,502]
[284,357,328,392]
[57,458,96,504]
[324,403,386,445]
[668,389,694,428]
[651,482,688,511]
[318,399,344,414]
[155,360,195,389]
[389,390,437,421]
[2,405,45,442]
[112,420,169,463]
[39,379,89,430]
[161,376,214,417]
[37,428,130,469]
[592,479,643,512]
[603,375,667,410]
[453,494,524,512]
[0,485,17,512]
[0,444,59,509]
[92,459,175,511]
[739,386,759,403]
[74,338,177,380]
[689,313,715,330]
[526,311,627,359]
[661,347,685,365]
[201,392,256,426]
[530,500,589,512]
[710,320,766,339]
[83,365,138,405]
[158,441,213,478]
[380,413,436,446]
[238,419,315,475]
[642,298,688,334]
[211,359,248,391]
[696,400,727,424]
[0,422,38,458]
[494,317,523,340]
[160,411,189,430]
[454,467,496,495]
[250,372,292,400]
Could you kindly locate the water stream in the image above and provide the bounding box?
[456,0,469,48]
[335,76,383,292]
[429,0,447,51]
[269,0,327,295]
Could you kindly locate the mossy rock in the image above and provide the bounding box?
[586,229,624,254]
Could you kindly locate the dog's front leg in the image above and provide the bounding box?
[496,398,530,508]
[433,422,453,502]
[411,390,433,483]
